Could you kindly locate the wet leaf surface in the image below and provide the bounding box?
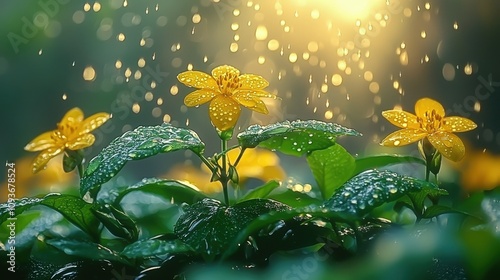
[81,123,205,197]
[121,239,191,260]
[324,169,433,216]
[174,198,290,258]
[237,120,361,156]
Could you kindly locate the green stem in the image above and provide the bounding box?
[77,163,84,179]
[425,165,430,182]
[221,139,230,205]
[233,147,246,167]
[198,154,217,174]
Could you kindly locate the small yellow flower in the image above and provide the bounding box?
[381,98,477,162]
[177,65,277,131]
[24,107,110,173]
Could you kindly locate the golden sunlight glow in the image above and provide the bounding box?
[331,0,375,20]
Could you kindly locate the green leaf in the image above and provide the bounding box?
[307,144,356,199]
[174,198,290,258]
[98,178,208,206]
[221,205,353,259]
[121,239,191,260]
[267,189,323,208]
[324,169,433,216]
[353,155,426,176]
[0,194,99,239]
[63,150,84,173]
[46,239,129,264]
[407,187,449,215]
[81,123,205,197]
[40,194,100,239]
[91,206,138,241]
[422,205,462,219]
[239,180,280,202]
[237,120,361,156]
[0,196,45,226]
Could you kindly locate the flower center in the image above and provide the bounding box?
[417,109,444,132]
[217,72,241,96]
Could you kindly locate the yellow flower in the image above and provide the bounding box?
[177,65,277,131]
[381,98,477,162]
[24,107,110,173]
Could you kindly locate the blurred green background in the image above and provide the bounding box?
[0,0,499,194]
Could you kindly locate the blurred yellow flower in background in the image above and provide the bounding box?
[164,148,286,193]
[177,65,277,131]
[460,150,500,192]
[24,107,110,173]
[381,98,477,161]
[1,155,75,202]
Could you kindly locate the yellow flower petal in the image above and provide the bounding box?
[209,95,241,131]
[239,74,269,90]
[233,92,269,114]
[184,89,218,107]
[427,131,465,161]
[24,131,57,152]
[62,107,85,123]
[211,65,240,81]
[177,71,219,91]
[67,134,96,150]
[32,147,64,173]
[381,110,420,129]
[381,129,427,147]
[415,98,445,119]
[79,112,110,135]
[441,116,477,133]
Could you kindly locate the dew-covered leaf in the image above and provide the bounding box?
[324,170,433,216]
[0,194,99,239]
[81,124,205,197]
[237,120,361,156]
[40,194,100,239]
[98,178,207,206]
[239,180,280,202]
[307,144,355,199]
[46,239,129,264]
[121,239,191,260]
[0,196,46,226]
[353,155,426,176]
[174,198,290,258]
[222,205,352,259]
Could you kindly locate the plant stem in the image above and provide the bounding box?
[233,147,246,167]
[76,163,84,179]
[221,139,230,205]
[425,165,430,182]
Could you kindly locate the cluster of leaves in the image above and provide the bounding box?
[0,120,495,279]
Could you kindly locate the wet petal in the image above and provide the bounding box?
[177,71,219,91]
[239,74,269,90]
[232,92,269,114]
[32,147,64,173]
[211,65,240,81]
[67,134,95,150]
[24,131,57,151]
[380,129,427,147]
[79,112,110,135]
[427,131,465,162]
[415,98,445,119]
[61,107,85,123]
[382,110,420,129]
[184,89,218,107]
[209,95,241,131]
[441,116,477,133]
[246,98,269,114]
